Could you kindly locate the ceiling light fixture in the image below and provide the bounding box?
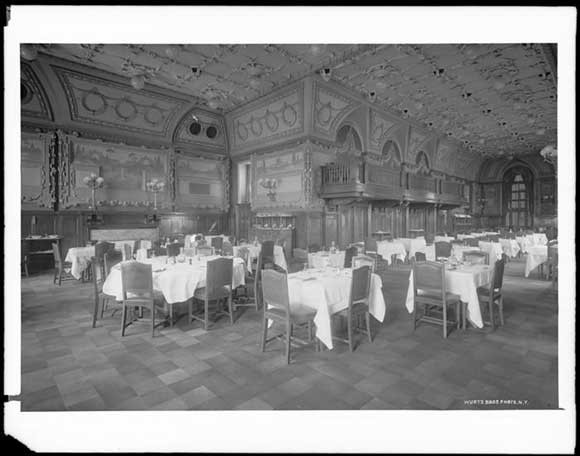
[368,91,377,102]
[309,44,328,56]
[130,74,145,90]
[320,67,332,82]
[191,67,202,78]
[207,98,220,110]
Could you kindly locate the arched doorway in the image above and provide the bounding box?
[503,166,534,230]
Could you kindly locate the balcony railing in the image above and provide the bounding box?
[321,162,363,185]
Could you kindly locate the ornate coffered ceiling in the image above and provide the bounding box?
[34,43,557,157]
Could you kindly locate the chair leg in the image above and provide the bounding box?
[204,299,209,331]
[456,302,460,330]
[462,302,467,330]
[121,303,127,337]
[169,304,173,328]
[188,299,193,324]
[261,316,268,352]
[412,304,418,331]
[347,313,354,352]
[228,293,234,325]
[151,302,156,337]
[285,321,292,364]
[498,296,504,326]
[489,300,495,330]
[443,304,448,339]
[365,311,372,343]
[307,321,313,342]
[92,295,102,329]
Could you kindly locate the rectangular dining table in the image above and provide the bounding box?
[102,255,246,304]
[524,245,555,278]
[286,268,386,349]
[396,237,427,259]
[405,263,493,329]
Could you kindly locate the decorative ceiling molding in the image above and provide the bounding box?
[173,108,227,151]
[21,63,54,121]
[52,65,188,138]
[34,43,557,159]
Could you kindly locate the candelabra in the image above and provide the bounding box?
[259,178,278,201]
[145,178,165,223]
[83,173,104,223]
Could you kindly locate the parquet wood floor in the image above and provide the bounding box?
[17,257,558,410]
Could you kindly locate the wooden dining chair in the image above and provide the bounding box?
[308,243,321,253]
[122,243,132,261]
[222,241,234,256]
[364,237,378,255]
[90,251,122,327]
[546,245,558,281]
[465,238,479,247]
[52,243,75,285]
[120,262,164,337]
[196,245,214,256]
[292,248,309,271]
[352,254,376,273]
[21,240,30,277]
[412,261,461,338]
[331,266,373,352]
[463,250,489,265]
[476,257,505,330]
[414,251,427,262]
[434,241,452,259]
[233,246,259,312]
[260,269,317,364]
[210,237,224,255]
[93,241,115,279]
[344,246,358,268]
[189,257,234,330]
[166,243,182,258]
[261,240,275,265]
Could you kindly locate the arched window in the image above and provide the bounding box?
[336,125,362,151]
[381,140,401,168]
[503,166,534,229]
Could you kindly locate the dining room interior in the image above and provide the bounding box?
[16,40,564,415]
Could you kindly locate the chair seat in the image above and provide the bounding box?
[265,305,316,324]
[477,287,502,301]
[194,286,231,300]
[416,289,461,303]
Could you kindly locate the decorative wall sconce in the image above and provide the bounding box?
[146,178,165,210]
[540,144,557,168]
[259,178,278,201]
[84,173,105,223]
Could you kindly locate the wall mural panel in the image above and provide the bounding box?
[60,136,169,209]
[252,145,306,210]
[175,154,228,211]
[369,110,398,153]
[52,65,187,137]
[312,82,359,139]
[21,131,54,209]
[230,85,304,151]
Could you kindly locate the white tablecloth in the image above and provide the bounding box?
[499,238,521,258]
[376,241,407,265]
[233,244,287,272]
[287,268,386,349]
[424,245,436,261]
[65,246,95,279]
[524,246,549,278]
[102,255,246,304]
[308,251,346,269]
[516,233,548,254]
[113,241,136,259]
[396,237,427,259]
[478,241,504,262]
[405,264,493,328]
[450,245,481,262]
[434,235,455,243]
